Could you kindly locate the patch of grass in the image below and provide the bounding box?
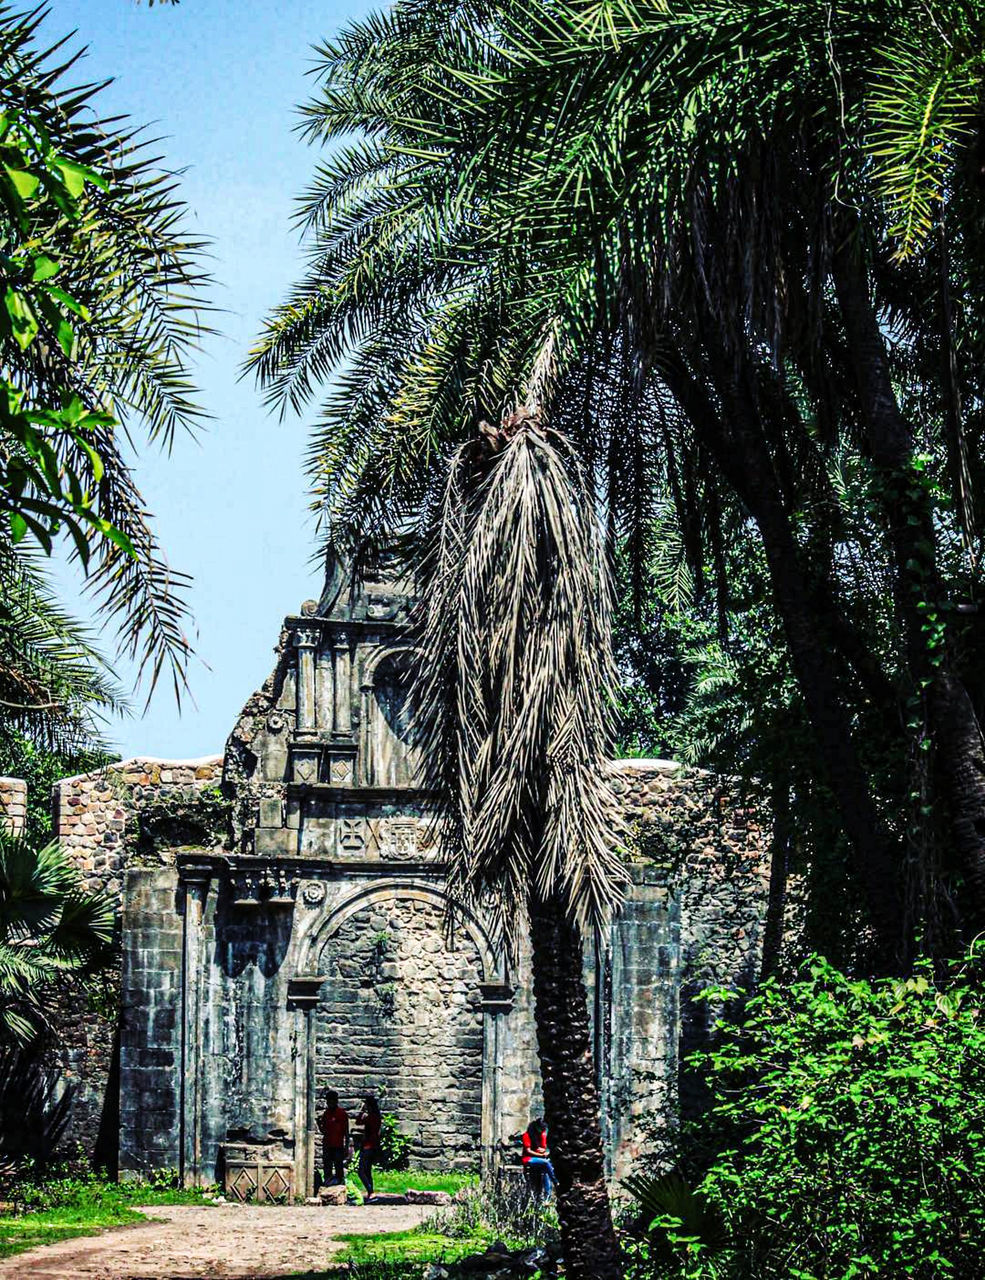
[343,1168,476,1204]
[335,1228,488,1264]
[373,1170,476,1196]
[292,1263,431,1280]
[329,1180,552,1271]
[0,1174,215,1260]
[0,1205,142,1260]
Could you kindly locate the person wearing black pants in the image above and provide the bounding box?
[355,1095,382,1202]
[318,1089,350,1187]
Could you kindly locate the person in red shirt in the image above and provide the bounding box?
[318,1089,350,1187]
[355,1095,382,1202]
[521,1117,555,1199]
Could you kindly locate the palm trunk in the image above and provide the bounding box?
[833,235,985,937]
[527,889,623,1280]
[660,344,905,966]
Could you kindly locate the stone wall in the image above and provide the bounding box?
[0,775,27,835]
[315,897,484,1168]
[46,756,224,1166]
[54,755,224,897]
[21,751,768,1184]
[616,759,770,1136]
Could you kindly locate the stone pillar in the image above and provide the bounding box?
[119,866,183,1178]
[180,861,212,1187]
[288,977,324,1198]
[603,866,680,1181]
[0,776,27,835]
[332,632,352,733]
[479,983,515,1181]
[294,627,320,733]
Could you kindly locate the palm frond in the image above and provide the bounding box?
[415,423,626,939]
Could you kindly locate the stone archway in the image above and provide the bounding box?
[314,894,484,1169]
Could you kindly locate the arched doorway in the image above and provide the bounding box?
[314,893,484,1169]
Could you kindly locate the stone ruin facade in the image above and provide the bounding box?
[27,571,770,1198]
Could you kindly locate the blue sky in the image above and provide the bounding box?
[44,0,375,760]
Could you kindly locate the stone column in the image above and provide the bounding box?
[479,982,515,1182]
[288,977,324,1198]
[603,866,680,1181]
[180,861,212,1187]
[294,627,320,733]
[0,776,27,836]
[332,632,352,733]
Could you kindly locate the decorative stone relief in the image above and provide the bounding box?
[338,819,365,853]
[379,818,421,860]
[301,880,326,908]
[329,756,353,786]
[230,865,299,909]
[291,745,321,784]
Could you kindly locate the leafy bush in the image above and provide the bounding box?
[9,1163,209,1213]
[631,953,985,1279]
[432,1178,557,1245]
[377,1113,412,1171]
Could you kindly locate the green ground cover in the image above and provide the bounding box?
[333,1227,490,1265]
[294,1265,433,1280]
[332,1183,552,1271]
[343,1169,475,1203]
[0,1177,213,1261]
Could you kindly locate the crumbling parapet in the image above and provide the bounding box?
[52,756,224,898]
[0,775,27,836]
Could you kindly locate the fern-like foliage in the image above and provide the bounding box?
[868,30,984,258]
[0,830,114,1045]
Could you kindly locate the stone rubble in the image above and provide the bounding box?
[425,1241,560,1279]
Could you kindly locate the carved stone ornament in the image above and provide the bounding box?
[266,711,285,733]
[294,627,321,650]
[301,880,326,907]
[232,870,262,908]
[379,818,420,860]
[329,756,353,786]
[339,818,365,852]
[300,599,319,617]
[232,866,298,909]
[262,866,298,907]
[366,594,401,621]
[291,743,321,784]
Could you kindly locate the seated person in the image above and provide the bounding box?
[521,1117,555,1199]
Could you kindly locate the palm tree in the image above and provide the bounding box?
[416,417,627,1277]
[252,0,985,1256]
[0,543,123,757]
[262,0,985,963]
[251,7,631,1270]
[0,6,210,705]
[0,830,114,1045]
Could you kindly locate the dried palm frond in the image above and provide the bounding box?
[414,420,626,945]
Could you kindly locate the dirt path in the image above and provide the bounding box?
[0,1202,431,1279]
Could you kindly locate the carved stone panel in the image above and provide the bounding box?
[379,818,420,861]
[338,819,365,853]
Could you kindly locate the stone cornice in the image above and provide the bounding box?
[286,783,439,803]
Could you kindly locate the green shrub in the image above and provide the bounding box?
[377,1113,412,1171]
[632,952,985,1279]
[10,1165,209,1214]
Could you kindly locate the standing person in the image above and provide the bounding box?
[318,1089,350,1187]
[355,1095,382,1202]
[521,1117,555,1200]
